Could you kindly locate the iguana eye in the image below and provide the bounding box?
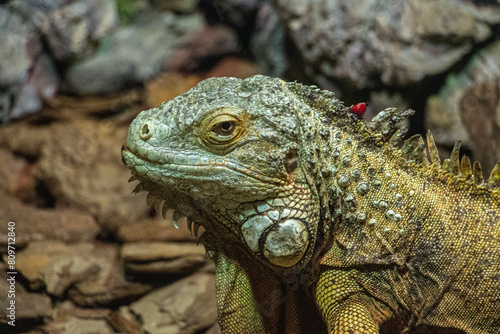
[208,116,241,142]
[212,121,236,136]
[200,107,248,152]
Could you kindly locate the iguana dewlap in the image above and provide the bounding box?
[122,75,500,333]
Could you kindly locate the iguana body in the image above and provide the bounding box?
[122,75,500,333]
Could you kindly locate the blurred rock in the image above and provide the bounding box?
[130,273,217,334]
[33,120,149,231]
[0,6,58,121]
[460,79,500,174]
[205,323,222,334]
[42,301,114,334]
[14,241,115,297]
[25,51,60,101]
[62,10,204,95]
[108,306,142,334]
[2,0,116,121]
[151,0,200,13]
[145,72,203,108]
[67,244,152,307]
[0,6,31,89]
[0,123,50,160]
[368,91,410,121]
[273,0,500,90]
[122,242,208,275]
[200,0,259,28]
[167,25,239,72]
[0,97,151,231]
[0,274,52,325]
[0,148,37,202]
[426,41,500,173]
[117,217,197,243]
[39,0,117,62]
[45,88,143,118]
[205,57,261,79]
[8,0,65,28]
[251,3,286,77]
[0,194,100,250]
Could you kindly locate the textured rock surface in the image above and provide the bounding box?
[166,25,239,72]
[426,41,500,173]
[274,0,500,90]
[130,273,218,334]
[28,120,150,231]
[62,10,204,95]
[0,270,52,325]
[0,148,37,202]
[122,242,209,274]
[0,6,58,121]
[117,217,197,243]
[38,0,117,62]
[42,301,115,334]
[150,0,200,13]
[1,0,116,121]
[0,194,100,250]
[14,241,113,296]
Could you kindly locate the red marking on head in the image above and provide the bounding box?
[349,103,367,117]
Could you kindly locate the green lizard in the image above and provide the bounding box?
[122,75,500,333]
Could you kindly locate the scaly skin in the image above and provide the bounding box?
[122,75,500,333]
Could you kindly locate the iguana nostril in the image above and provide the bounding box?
[140,123,153,140]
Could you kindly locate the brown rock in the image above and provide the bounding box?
[42,301,114,334]
[205,57,261,80]
[108,306,142,334]
[0,148,37,202]
[0,193,99,250]
[117,216,197,243]
[130,273,217,334]
[145,72,202,108]
[426,41,500,173]
[33,119,150,231]
[122,242,208,275]
[0,277,52,325]
[44,88,143,119]
[167,25,239,72]
[69,277,151,307]
[0,118,151,232]
[66,243,152,306]
[460,79,500,174]
[204,323,222,334]
[13,241,116,297]
[0,123,50,160]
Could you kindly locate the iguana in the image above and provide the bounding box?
[121,75,500,333]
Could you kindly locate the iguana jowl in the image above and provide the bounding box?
[122,75,500,333]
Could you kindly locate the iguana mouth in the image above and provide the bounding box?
[121,144,287,185]
[122,145,211,238]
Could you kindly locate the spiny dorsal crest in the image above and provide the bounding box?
[363,107,500,190]
[404,130,500,190]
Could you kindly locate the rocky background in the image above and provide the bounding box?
[0,0,499,333]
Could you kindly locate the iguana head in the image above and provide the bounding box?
[122,75,348,272]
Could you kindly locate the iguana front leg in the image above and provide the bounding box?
[213,250,287,333]
[314,268,380,333]
[214,252,267,333]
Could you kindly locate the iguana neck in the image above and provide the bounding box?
[313,127,423,268]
